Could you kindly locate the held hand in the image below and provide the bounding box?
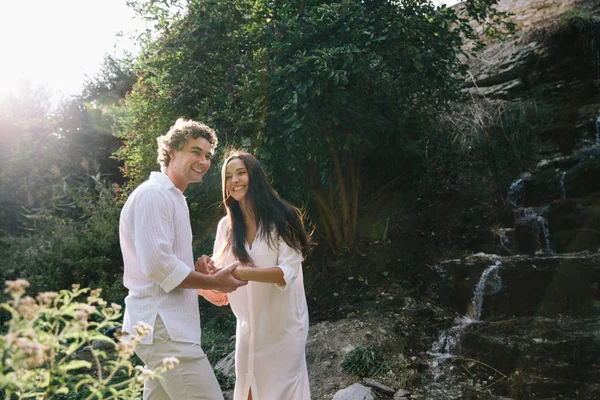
[231,263,256,280]
[200,290,229,306]
[195,255,216,275]
[211,261,247,293]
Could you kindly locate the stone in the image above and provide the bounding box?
[91,340,114,350]
[394,389,411,399]
[332,383,374,400]
[363,378,395,393]
[215,351,235,376]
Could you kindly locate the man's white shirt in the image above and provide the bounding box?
[120,171,201,345]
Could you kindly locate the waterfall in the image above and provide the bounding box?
[429,261,502,359]
[471,261,502,321]
[560,171,567,200]
[596,116,600,146]
[520,208,554,254]
[508,178,525,207]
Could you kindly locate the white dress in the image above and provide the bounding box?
[213,217,310,400]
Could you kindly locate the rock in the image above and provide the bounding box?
[363,378,395,393]
[435,252,600,318]
[332,383,374,400]
[458,316,600,399]
[393,389,411,399]
[544,194,600,252]
[564,158,600,198]
[215,351,235,376]
[91,340,114,350]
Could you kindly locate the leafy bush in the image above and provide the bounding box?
[0,178,125,310]
[342,346,389,377]
[0,280,176,400]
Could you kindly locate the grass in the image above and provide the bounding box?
[341,346,390,377]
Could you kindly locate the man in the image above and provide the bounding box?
[120,118,246,399]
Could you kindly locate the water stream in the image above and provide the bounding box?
[422,262,503,397]
[596,115,600,146]
[430,261,502,356]
[517,207,554,254]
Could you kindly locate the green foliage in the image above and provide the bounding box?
[82,55,138,104]
[0,178,125,309]
[200,312,236,365]
[0,78,129,307]
[0,280,170,400]
[214,370,236,391]
[117,0,509,255]
[342,346,389,377]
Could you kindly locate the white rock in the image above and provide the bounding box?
[332,383,374,400]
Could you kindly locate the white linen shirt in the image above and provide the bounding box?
[120,171,200,345]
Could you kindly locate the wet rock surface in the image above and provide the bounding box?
[459,317,600,399]
[435,252,600,319]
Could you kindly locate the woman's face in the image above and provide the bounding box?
[225,157,249,203]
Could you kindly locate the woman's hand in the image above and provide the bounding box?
[195,255,216,274]
[199,289,229,306]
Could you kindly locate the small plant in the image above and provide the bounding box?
[0,279,176,400]
[214,370,236,391]
[201,314,236,365]
[559,7,594,30]
[341,346,389,377]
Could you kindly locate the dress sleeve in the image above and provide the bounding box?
[212,217,229,267]
[133,189,191,293]
[275,235,303,292]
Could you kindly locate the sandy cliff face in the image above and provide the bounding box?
[462,0,587,36]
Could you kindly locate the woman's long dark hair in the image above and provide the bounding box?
[221,151,311,264]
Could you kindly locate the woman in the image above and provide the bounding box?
[206,150,312,400]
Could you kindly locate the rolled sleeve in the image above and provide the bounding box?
[133,189,191,292]
[275,235,303,292]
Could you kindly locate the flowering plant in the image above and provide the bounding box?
[0,280,177,399]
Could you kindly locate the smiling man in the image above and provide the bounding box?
[119,118,247,400]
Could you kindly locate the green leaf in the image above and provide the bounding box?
[60,360,92,372]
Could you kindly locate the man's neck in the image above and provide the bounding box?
[165,169,187,193]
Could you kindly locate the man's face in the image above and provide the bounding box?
[167,136,212,191]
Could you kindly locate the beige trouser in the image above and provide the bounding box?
[135,316,224,400]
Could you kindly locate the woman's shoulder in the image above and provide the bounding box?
[217,216,230,231]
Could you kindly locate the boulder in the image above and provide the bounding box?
[332,383,374,400]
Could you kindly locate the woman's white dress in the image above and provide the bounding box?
[213,217,310,400]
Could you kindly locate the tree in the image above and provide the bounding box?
[117,0,511,255]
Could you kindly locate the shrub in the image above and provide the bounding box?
[0,178,125,310]
[0,280,175,400]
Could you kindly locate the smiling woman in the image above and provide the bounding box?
[0,0,144,98]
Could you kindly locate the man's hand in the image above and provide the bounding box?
[195,255,216,274]
[211,261,247,293]
[199,290,229,306]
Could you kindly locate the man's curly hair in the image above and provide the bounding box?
[157,118,218,170]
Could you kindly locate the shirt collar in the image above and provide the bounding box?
[149,171,176,190]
